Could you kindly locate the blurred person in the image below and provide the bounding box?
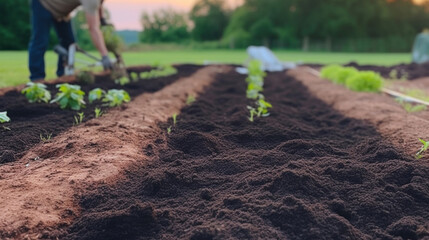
[28,0,112,81]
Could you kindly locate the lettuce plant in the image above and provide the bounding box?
[51,83,86,110]
[335,67,358,85]
[21,82,51,103]
[102,89,131,107]
[345,71,384,92]
[320,65,343,81]
[0,112,10,123]
[88,88,106,104]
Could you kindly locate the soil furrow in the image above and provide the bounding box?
[0,65,201,164]
[64,70,429,239]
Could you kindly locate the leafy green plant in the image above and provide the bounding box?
[0,112,10,123]
[320,65,343,81]
[416,138,429,159]
[102,89,131,107]
[186,95,196,105]
[51,83,86,110]
[40,133,52,143]
[74,112,85,125]
[114,76,130,86]
[140,64,178,79]
[256,98,273,117]
[94,108,103,118]
[21,82,51,103]
[76,70,95,85]
[335,67,358,85]
[247,60,266,77]
[345,71,384,92]
[130,72,139,82]
[88,88,106,104]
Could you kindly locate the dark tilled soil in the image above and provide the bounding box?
[65,70,429,239]
[0,65,201,164]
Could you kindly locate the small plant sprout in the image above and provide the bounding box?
[74,112,85,125]
[130,72,139,82]
[186,95,196,105]
[115,76,130,86]
[416,138,429,159]
[167,126,172,134]
[88,88,106,104]
[0,112,10,123]
[102,89,131,107]
[21,82,51,103]
[51,83,86,110]
[40,133,52,143]
[172,113,178,126]
[94,108,103,118]
[247,106,257,122]
[256,99,273,117]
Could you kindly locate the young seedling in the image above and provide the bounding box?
[186,95,196,105]
[21,82,51,103]
[88,88,106,104]
[74,112,85,125]
[0,111,10,123]
[416,138,429,159]
[256,99,273,117]
[172,113,178,126]
[40,133,52,143]
[247,106,257,122]
[115,76,130,86]
[167,126,172,134]
[102,89,131,107]
[130,72,139,82]
[94,108,103,118]
[51,83,86,110]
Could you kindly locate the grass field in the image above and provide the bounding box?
[0,50,411,88]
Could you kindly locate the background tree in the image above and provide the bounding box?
[190,0,229,41]
[0,0,31,50]
[140,9,190,43]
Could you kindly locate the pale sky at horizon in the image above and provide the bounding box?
[104,0,243,30]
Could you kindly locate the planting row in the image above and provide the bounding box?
[0,65,201,164]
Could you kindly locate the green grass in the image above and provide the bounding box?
[0,50,411,88]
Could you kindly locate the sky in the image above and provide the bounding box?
[104,0,243,30]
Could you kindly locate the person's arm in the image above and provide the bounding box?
[85,13,108,57]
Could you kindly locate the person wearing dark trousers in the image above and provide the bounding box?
[28,0,112,81]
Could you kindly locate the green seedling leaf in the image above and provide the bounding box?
[167,126,172,134]
[51,83,86,110]
[88,88,106,104]
[172,113,178,126]
[22,82,51,103]
[186,95,196,105]
[416,138,429,159]
[0,112,10,123]
[94,108,103,118]
[74,112,85,125]
[102,89,131,107]
[40,133,52,143]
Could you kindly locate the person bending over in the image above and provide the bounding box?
[28,0,112,81]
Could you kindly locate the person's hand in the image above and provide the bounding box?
[101,56,113,70]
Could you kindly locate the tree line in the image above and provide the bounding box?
[1,0,429,52]
[140,0,429,52]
